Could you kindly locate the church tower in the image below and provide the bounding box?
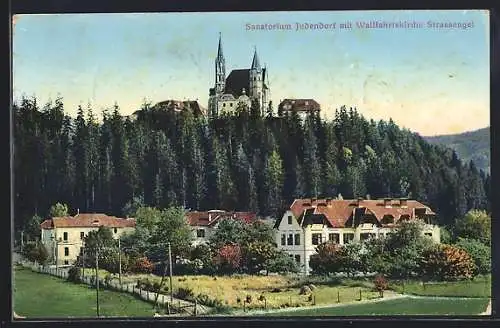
[215,33,226,95]
[249,47,263,113]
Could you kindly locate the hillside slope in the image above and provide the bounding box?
[424,127,490,173]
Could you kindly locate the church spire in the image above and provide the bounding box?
[217,32,224,60]
[251,46,261,70]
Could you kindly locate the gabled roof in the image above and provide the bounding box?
[40,213,136,230]
[186,210,258,227]
[284,198,435,229]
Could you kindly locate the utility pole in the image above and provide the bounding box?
[118,237,122,285]
[95,246,100,318]
[82,247,86,279]
[55,239,59,275]
[168,242,173,303]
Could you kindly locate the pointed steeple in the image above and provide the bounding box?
[217,32,224,59]
[251,46,261,70]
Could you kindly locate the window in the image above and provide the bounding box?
[230,103,233,107]
[424,232,432,237]
[64,260,69,265]
[114,228,117,234]
[329,233,340,243]
[312,233,323,245]
[288,215,293,225]
[287,234,293,246]
[80,232,84,240]
[223,103,226,107]
[281,234,286,246]
[343,233,355,244]
[294,255,301,263]
[64,247,69,256]
[294,234,301,245]
[63,232,68,241]
[197,229,205,238]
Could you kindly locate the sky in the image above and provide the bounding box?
[12,10,489,136]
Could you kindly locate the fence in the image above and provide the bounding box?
[18,260,205,316]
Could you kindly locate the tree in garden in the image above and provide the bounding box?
[265,250,300,274]
[23,214,43,242]
[454,238,491,275]
[454,209,491,245]
[49,202,69,217]
[215,243,242,274]
[23,242,49,264]
[420,244,476,281]
[129,257,154,274]
[309,241,344,274]
[208,218,247,250]
[373,274,389,297]
[242,241,276,274]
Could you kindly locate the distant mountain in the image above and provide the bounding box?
[424,127,490,174]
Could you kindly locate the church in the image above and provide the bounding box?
[208,34,270,117]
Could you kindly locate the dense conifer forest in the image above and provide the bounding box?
[13,97,490,232]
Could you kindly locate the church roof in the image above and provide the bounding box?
[224,69,250,97]
[217,33,224,59]
[278,99,321,113]
[251,48,261,70]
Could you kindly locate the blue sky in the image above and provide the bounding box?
[13,10,489,135]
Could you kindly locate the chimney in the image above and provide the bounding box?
[400,198,408,208]
[384,198,392,208]
[76,208,79,216]
[366,194,371,200]
[357,197,364,207]
[208,213,212,222]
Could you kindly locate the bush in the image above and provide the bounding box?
[175,287,194,300]
[421,244,476,281]
[67,266,81,283]
[373,274,388,297]
[130,257,154,274]
[454,238,491,275]
[24,243,49,265]
[299,285,312,295]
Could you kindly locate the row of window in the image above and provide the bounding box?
[60,228,119,242]
[281,233,301,246]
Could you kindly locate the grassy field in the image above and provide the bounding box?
[260,297,490,316]
[13,267,156,318]
[117,273,379,309]
[389,275,491,298]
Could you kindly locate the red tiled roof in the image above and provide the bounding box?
[289,198,435,228]
[186,210,258,227]
[40,213,136,229]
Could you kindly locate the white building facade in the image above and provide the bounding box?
[275,198,441,275]
[40,214,136,266]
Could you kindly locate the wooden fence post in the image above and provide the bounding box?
[167,302,170,315]
[359,289,362,301]
[337,289,340,303]
[194,299,197,317]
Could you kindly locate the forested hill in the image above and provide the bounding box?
[423,127,490,174]
[13,97,490,232]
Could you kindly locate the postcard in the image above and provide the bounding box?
[11,10,491,319]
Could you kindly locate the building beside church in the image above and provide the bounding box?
[208,34,270,117]
[278,98,321,120]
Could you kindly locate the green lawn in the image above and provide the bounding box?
[13,267,156,318]
[260,297,489,316]
[389,275,491,298]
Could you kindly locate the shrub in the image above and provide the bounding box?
[373,274,388,297]
[67,266,81,283]
[299,285,312,295]
[130,257,154,274]
[421,244,476,281]
[175,287,194,300]
[454,238,491,275]
[258,294,266,302]
[245,294,252,303]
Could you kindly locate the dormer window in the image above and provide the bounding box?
[288,215,293,224]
